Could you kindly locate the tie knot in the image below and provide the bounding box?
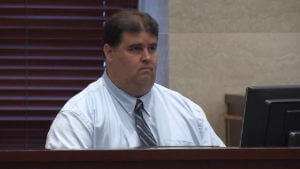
[135,99,143,111]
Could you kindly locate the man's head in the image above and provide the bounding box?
[103,10,159,98]
[103,10,158,48]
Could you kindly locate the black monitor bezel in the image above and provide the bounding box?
[240,85,300,147]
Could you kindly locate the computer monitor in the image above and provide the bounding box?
[240,85,300,147]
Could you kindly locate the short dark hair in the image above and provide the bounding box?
[103,10,159,48]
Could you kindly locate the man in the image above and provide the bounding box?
[46,10,225,149]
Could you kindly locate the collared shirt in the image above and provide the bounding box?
[45,71,225,149]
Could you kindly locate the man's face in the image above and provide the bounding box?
[105,31,158,96]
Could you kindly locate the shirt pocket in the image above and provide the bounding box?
[162,139,195,146]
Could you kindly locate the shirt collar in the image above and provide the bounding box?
[139,88,153,116]
[103,70,153,116]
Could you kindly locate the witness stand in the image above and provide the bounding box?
[1,147,300,169]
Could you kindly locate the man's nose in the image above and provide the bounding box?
[141,48,151,61]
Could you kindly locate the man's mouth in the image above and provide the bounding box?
[139,67,153,71]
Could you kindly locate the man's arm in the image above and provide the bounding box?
[45,110,93,149]
[188,99,226,147]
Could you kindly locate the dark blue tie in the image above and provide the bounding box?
[134,99,157,147]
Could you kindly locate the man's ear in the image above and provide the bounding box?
[103,44,113,63]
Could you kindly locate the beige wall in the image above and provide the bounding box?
[169,0,300,144]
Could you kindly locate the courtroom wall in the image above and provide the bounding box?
[169,0,300,142]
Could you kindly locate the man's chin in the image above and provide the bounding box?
[136,76,155,86]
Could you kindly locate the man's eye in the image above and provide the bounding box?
[129,46,142,52]
[148,46,156,53]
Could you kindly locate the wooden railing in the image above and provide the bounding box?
[1,148,300,169]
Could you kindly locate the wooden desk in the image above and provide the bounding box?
[1,148,300,169]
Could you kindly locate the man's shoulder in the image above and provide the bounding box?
[72,77,104,100]
[61,77,107,112]
[152,83,189,101]
[151,83,206,122]
[152,83,203,110]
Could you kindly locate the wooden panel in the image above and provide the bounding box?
[0,148,300,169]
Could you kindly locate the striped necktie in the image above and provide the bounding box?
[134,99,157,147]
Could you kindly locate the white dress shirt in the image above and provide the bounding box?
[45,71,225,149]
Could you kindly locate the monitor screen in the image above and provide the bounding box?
[240,85,300,147]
